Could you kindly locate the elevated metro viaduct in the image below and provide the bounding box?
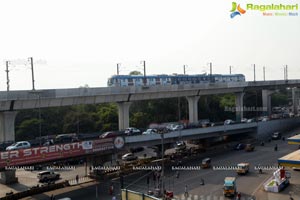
[0,80,300,143]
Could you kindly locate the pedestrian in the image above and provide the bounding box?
[76,175,79,184]
[200,178,205,185]
[184,185,188,197]
[274,144,278,151]
[109,184,114,195]
[176,171,179,178]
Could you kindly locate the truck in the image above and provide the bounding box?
[237,163,250,175]
[223,177,237,197]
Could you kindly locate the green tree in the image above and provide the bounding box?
[16,118,41,140]
[129,71,143,75]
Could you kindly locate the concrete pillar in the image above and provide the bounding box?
[186,96,200,123]
[292,88,298,115]
[0,111,18,142]
[235,92,244,122]
[0,170,18,184]
[117,102,132,131]
[262,90,274,116]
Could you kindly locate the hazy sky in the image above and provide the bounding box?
[0,0,299,90]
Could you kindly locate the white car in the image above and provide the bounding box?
[224,119,235,125]
[171,124,184,131]
[122,153,138,161]
[6,141,31,151]
[125,127,141,135]
[142,129,157,135]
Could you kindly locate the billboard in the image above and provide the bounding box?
[0,138,116,168]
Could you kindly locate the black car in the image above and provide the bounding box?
[272,132,282,140]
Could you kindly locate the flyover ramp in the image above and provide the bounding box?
[125,123,257,147]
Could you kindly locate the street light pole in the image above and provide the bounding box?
[160,129,165,197]
[38,94,42,146]
[5,61,10,91]
[263,66,266,81]
[117,63,121,75]
[253,64,256,82]
[29,57,35,90]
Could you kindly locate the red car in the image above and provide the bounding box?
[99,131,118,139]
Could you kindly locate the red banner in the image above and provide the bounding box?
[0,138,114,168]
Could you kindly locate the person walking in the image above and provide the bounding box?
[75,175,79,184]
[184,185,188,198]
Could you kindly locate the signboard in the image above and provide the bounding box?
[0,138,115,168]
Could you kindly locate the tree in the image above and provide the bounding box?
[129,71,142,75]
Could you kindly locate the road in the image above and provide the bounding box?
[21,128,300,200]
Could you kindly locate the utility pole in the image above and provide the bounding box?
[141,60,146,86]
[229,66,232,75]
[5,61,10,91]
[183,65,187,75]
[209,62,212,82]
[263,66,266,81]
[286,65,288,80]
[117,63,120,75]
[253,64,256,82]
[29,57,35,90]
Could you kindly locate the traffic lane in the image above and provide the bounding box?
[122,133,297,198]
[0,165,88,197]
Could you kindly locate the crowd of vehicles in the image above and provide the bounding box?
[107,74,246,87]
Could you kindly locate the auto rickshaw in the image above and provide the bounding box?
[200,158,211,168]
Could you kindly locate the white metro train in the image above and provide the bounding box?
[107,74,245,87]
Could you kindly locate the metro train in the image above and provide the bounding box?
[107,74,245,87]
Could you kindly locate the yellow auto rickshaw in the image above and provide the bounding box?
[201,158,211,168]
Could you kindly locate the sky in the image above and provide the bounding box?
[0,0,299,90]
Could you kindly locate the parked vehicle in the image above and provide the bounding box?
[37,171,60,182]
[245,144,255,152]
[122,153,138,161]
[223,177,237,197]
[142,129,157,135]
[237,163,250,175]
[272,132,282,140]
[125,127,141,135]
[6,141,31,151]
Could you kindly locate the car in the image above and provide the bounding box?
[246,118,255,123]
[121,153,138,161]
[175,141,186,151]
[99,131,118,139]
[6,141,31,151]
[142,129,157,135]
[224,119,235,125]
[37,171,60,182]
[241,118,247,123]
[125,127,141,135]
[272,132,282,140]
[0,141,14,151]
[245,144,255,152]
[130,146,144,153]
[233,143,246,150]
[171,124,184,131]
